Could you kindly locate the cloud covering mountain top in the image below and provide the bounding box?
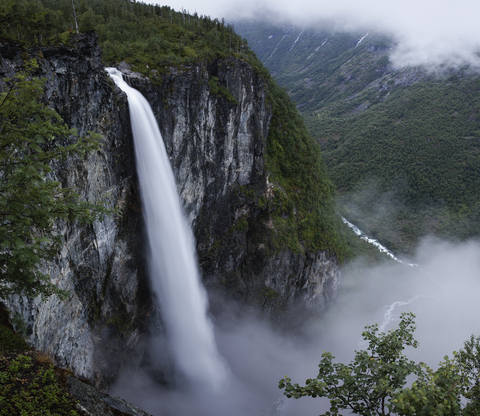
[154,0,480,70]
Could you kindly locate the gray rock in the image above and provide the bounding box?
[67,376,152,416]
[0,33,150,390]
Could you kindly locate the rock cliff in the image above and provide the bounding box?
[0,33,341,389]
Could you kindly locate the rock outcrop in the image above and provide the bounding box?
[67,376,153,416]
[0,33,341,389]
[127,58,341,319]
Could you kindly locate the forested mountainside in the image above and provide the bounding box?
[0,1,369,401]
[235,20,480,255]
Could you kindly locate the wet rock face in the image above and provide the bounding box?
[0,33,341,389]
[0,33,151,390]
[128,58,269,226]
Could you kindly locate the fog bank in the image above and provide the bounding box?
[111,237,480,415]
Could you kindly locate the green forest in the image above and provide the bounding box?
[309,75,480,254]
[0,0,268,78]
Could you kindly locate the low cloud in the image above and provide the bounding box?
[154,0,480,70]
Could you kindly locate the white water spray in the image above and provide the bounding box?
[106,68,227,390]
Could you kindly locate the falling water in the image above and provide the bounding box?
[342,217,418,267]
[106,68,227,390]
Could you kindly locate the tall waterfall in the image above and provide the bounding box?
[106,68,227,390]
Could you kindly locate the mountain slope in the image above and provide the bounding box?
[235,19,480,254]
[234,20,395,112]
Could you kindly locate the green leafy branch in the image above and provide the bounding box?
[0,59,115,301]
[279,312,480,415]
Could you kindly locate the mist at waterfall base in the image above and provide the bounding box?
[109,237,480,415]
[105,70,479,415]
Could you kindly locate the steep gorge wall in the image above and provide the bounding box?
[0,33,150,389]
[0,34,341,389]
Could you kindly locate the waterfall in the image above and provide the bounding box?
[106,68,227,390]
[342,217,418,267]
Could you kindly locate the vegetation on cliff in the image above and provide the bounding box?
[0,0,348,261]
[0,305,148,415]
[0,306,80,415]
[0,60,112,300]
[0,0,268,78]
[266,80,346,258]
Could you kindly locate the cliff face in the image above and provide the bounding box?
[128,60,341,319]
[0,33,149,389]
[0,34,341,389]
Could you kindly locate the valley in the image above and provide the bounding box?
[235,19,480,254]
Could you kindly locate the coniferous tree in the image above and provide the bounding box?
[0,60,112,301]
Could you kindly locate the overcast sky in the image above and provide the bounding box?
[149,0,480,69]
